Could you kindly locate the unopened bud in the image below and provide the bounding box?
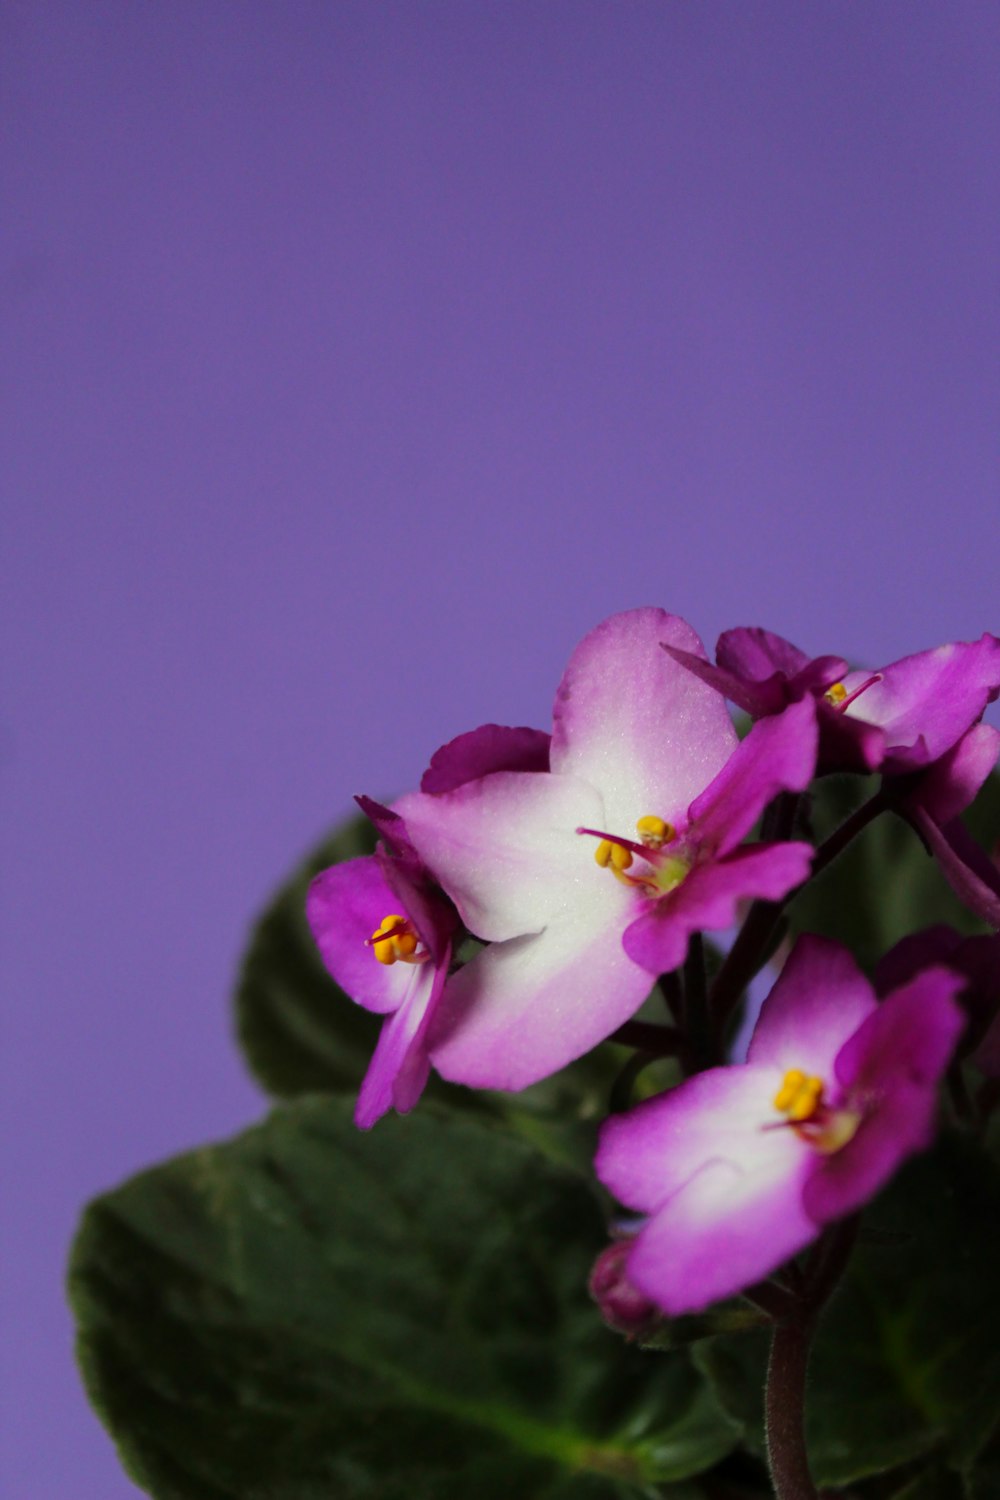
[588,1239,659,1339]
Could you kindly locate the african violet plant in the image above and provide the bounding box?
[70,609,1000,1500]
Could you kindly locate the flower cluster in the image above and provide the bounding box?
[308,609,1000,1313]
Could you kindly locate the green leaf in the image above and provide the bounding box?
[787,771,1000,973]
[70,1100,738,1499]
[696,1134,1000,1489]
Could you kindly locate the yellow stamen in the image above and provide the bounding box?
[774,1068,824,1122]
[636,814,675,849]
[368,913,424,966]
[594,839,633,872]
[824,682,848,705]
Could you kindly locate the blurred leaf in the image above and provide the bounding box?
[788,771,1000,972]
[696,1134,1000,1489]
[70,1100,738,1499]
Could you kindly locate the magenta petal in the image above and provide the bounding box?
[626,1152,817,1315]
[420,723,551,793]
[306,856,415,1015]
[816,703,887,774]
[787,655,852,697]
[716,626,813,682]
[906,723,1000,824]
[379,845,455,961]
[355,795,418,861]
[622,842,813,975]
[853,634,1000,769]
[910,810,1000,930]
[687,698,818,857]
[660,644,781,717]
[805,969,965,1223]
[833,966,966,1096]
[550,608,737,832]
[748,935,877,1080]
[354,963,438,1128]
[428,910,650,1091]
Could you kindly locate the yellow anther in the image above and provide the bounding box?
[368,913,423,966]
[824,682,848,705]
[594,839,633,872]
[774,1068,824,1122]
[636,814,675,849]
[394,928,418,957]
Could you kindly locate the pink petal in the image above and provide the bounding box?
[621,842,813,975]
[660,644,780,718]
[306,856,417,1015]
[395,770,607,941]
[550,608,738,834]
[845,634,1000,768]
[716,627,813,682]
[428,901,649,1091]
[905,723,1000,824]
[748,935,877,1082]
[687,698,818,857]
[804,968,965,1223]
[833,966,965,1096]
[909,810,1000,930]
[420,723,550,793]
[354,962,438,1128]
[627,1150,817,1315]
[595,1064,788,1213]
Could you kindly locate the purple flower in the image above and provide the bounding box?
[595,935,964,1315]
[394,609,817,1091]
[666,628,1000,776]
[306,842,455,1128]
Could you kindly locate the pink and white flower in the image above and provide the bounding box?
[596,935,964,1315]
[395,609,818,1091]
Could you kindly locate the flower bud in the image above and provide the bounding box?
[588,1238,658,1339]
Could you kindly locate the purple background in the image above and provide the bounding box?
[4,3,999,1493]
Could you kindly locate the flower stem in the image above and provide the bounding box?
[809,785,890,881]
[708,786,890,1047]
[765,1315,819,1500]
[607,1019,685,1056]
[764,1216,860,1500]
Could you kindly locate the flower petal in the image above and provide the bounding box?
[395,771,608,940]
[908,810,1000,930]
[804,968,965,1223]
[905,723,1000,824]
[716,626,813,682]
[420,723,551,793]
[748,935,877,1082]
[596,1064,789,1213]
[306,856,417,1015]
[626,1150,817,1315]
[428,901,649,1091]
[845,634,1000,769]
[686,698,818,857]
[660,645,781,718]
[550,608,738,832]
[622,841,813,975]
[354,962,438,1128]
